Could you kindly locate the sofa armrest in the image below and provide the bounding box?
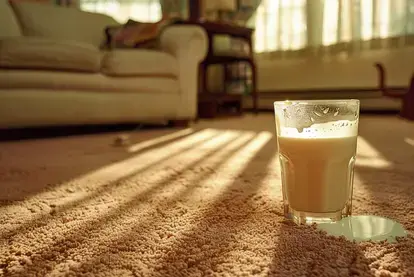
[160,25,207,63]
[159,25,208,119]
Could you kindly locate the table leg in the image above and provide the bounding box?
[248,60,258,114]
[199,63,208,94]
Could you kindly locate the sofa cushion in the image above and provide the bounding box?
[0,0,22,38]
[10,1,119,48]
[0,37,101,72]
[101,49,178,77]
[0,70,180,95]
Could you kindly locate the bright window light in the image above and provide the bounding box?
[80,0,161,23]
[253,0,306,53]
[322,0,339,45]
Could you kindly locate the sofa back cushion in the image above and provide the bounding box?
[0,0,22,38]
[0,37,101,73]
[10,2,119,48]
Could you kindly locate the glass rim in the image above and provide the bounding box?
[274,99,360,107]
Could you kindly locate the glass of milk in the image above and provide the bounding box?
[274,99,360,224]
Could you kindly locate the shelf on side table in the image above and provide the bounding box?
[198,93,243,119]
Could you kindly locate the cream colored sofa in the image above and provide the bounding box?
[0,1,207,128]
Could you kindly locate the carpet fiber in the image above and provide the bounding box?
[1,115,413,277]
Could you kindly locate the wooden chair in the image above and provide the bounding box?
[374,63,414,120]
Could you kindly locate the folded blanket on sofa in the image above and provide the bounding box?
[104,18,179,50]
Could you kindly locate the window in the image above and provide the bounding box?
[80,0,161,23]
[408,0,414,34]
[322,0,414,46]
[253,0,306,53]
[322,0,340,45]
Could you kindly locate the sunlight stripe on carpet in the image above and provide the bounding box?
[2,129,215,203]
[43,131,258,274]
[146,131,273,267]
[202,131,273,199]
[0,129,219,231]
[404,137,414,147]
[356,136,392,168]
[2,130,241,262]
[128,128,194,153]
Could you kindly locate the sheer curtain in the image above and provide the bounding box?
[79,0,162,22]
[252,0,307,53]
[319,0,414,46]
[253,0,414,54]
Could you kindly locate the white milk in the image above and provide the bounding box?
[278,135,357,213]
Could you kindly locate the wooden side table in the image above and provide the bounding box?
[175,20,258,118]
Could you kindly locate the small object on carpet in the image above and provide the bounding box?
[113,124,144,146]
[113,134,130,146]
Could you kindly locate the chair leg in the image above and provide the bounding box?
[400,75,414,121]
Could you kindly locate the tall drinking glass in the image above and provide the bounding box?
[274,99,360,224]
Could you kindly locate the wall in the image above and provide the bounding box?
[205,46,412,110]
[207,44,413,95]
[256,46,414,92]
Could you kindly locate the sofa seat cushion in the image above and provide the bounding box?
[0,37,101,72]
[101,49,178,77]
[0,70,180,95]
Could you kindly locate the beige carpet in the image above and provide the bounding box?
[0,114,413,277]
